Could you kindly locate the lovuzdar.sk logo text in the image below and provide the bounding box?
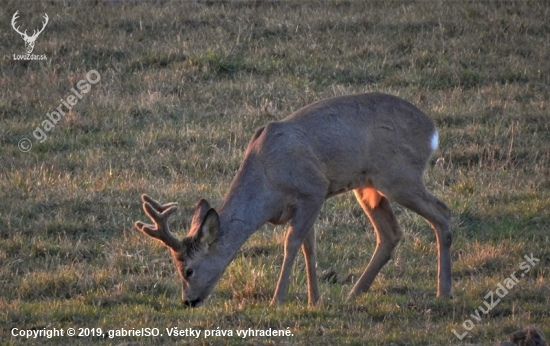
[11,11,48,60]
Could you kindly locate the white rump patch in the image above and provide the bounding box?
[430,131,439,151]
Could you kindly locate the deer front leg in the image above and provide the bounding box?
[302,227,320,305]
[271,200,323,306]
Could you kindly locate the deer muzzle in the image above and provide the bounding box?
[183,298,204,308]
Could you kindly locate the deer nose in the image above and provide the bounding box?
[183,298,203,308]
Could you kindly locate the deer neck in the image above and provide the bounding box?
[216,199,268,257]
[215,173,275,260]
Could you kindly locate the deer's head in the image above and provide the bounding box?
[11,11,49,54]
[134,195,225,307]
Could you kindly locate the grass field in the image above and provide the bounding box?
[1,1,549,345]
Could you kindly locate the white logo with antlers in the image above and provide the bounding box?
[11,11,49,54]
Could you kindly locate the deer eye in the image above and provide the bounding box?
[185,268,194,278]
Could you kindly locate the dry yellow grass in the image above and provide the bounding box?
[1,1,548,345]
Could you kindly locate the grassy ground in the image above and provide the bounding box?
[1,1,549,345]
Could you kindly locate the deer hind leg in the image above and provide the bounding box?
[347,187,403,301]
[389,180,452,298]
[301,227,320,305]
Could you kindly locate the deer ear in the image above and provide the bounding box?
[191,199,211,230]
[195,209,219,247]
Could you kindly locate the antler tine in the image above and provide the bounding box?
[135,195,181,250]
[38,13,48,33]
[11,10,19,26]
[141,194,177,213]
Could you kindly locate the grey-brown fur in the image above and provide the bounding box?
[135,92,452,307]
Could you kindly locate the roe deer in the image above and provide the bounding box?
[135,93,452,307]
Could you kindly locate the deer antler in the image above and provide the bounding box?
[135,194,181,250]
[11,12,48,40]
[11,11,26,37]
[30,13,49,40]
